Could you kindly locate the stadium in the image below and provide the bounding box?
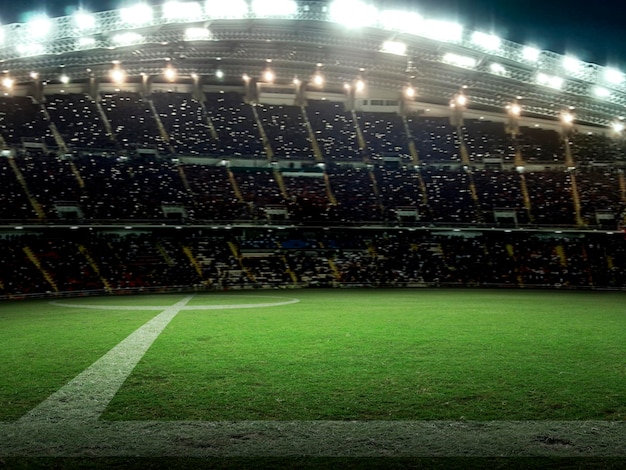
[0,0,625,467]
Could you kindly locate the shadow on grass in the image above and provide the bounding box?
[2,457,626,469]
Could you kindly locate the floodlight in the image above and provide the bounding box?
[563,56,582,72]
[74,11,96,30]
[522,46,540,62]
[16,43,45,57]
[312,72,324,87]
[184,27,211,40]
[251,0,297,17]
[242,73,250,82]
[507,103,521,117]
[263,69,275,82]
[112,32,143,46]
[120,4,154,25]
[490,63,507,76]
[379,10,423,34]
[604,68,624,84]
[215,69,224,79]
[381,40,407,56]
[27,15,52,39]
[110,68,126,84]
[419,20,462,42]
[60,74,70,84]
[472,31,501,51]
[404,86,416,98]
[442,52,477,69]
[164,66,177,81]
[77,37,96,49]
[561,112,574,125]
[163,1,203,21]
[2,77,13,89]
[594,87,610,98]
[205,0,249,18]
[329,0,378,28]
[454,94,467,107]
[611,121,625,133]
[536,72,563,90]
[355,79,365,92]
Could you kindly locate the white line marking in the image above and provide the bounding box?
[20,296,194,423]
[50,296,300,310]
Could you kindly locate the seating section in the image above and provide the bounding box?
[151,91,217,156]
[45,93,115,150]
[256,103,314,160]
[204,92,265,158]
[406,116,459,162]
[2,229,626,297]
[356,111,410,160]
[0,96,56,148]
[306,100,362,161]
[0,90,624,296]
[100,92,168,152]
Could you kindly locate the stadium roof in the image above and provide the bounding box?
[0,0,625,128]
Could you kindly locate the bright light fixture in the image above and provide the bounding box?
[381,40,407,56]
[205,0,249,18]
[604,68,624,84]
[472,31,501,51]
[490,63,507,76]
[77,37,96,49]
[120,4,154,25]
[594,87,610,98]
[404,86,416,98]
[563,56,582,72]
[215,70,224,79]
[163,1,203,21]
[27,15,53,39]
[74,11,96,30]
[522,46,540,62]
[442,52,477,69]
[16,43,46,57]
[184,27,211,40]
[251,0,298,17]
[536,72,564,90]
[312,72,324,87]
[355,79,365,92]
[2,77,14,89]
[418,19,463,42]
[561,112,574,125]
[60,74,70,84]
[263,69,275,82]
[507,103,522,116]
[164,67,177,81]
[379,10,422,34]
[611,121,625,133]
[329,0,378,28]
[112,32,143,46]
[110,68,126,84]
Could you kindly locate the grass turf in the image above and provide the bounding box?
[0,298,158,420]
[98,289,626,422]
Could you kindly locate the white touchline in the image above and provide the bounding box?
[19,296,194,424]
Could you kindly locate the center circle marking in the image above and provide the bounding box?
[49,295,300,310]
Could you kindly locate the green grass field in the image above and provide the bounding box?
[2,289,625,423]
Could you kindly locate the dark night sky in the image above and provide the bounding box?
[3,0,626,66]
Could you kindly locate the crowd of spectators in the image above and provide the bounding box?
[2,229,625,298]
[0,90,625,296]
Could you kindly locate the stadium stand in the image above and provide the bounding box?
[1,89,626,298]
